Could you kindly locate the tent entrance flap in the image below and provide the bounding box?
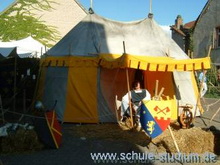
[64,66,98,123]
[100,68,136,118]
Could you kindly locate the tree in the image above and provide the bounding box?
[0,0,60,47]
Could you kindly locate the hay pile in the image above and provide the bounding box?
[153,127,214,154]
[69,123,215,154]
[0,128,44,154]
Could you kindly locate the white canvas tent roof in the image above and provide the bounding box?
[47,13,187,60]
[0,36,46,58]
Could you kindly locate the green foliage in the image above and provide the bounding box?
[205,86,220,98]
[205,64,220,98]
[0,0,61,47]
[188,28,194,53]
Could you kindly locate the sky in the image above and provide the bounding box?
[0,0,208,26]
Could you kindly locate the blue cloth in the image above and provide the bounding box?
[140,103,163,138]
[199,72,207,83]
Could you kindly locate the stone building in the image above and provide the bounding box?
[193,0,220,67]
[170,15,195,56]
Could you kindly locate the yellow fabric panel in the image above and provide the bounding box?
[203,61,210,69]
[149,63,157,71]
[139,61,148,70]
[64,66,98,123]
[57,60,64,67]
[143,100,172,120]
[167,64,175,72]
[144,71,177,120]
[130,60,139,69]
[194,62,202,70]
[186,63,193,70]
[51,60,57,66]
[158,64,166,71]
[176,64,184,71]
[41,55,211,71]
[99,54,211,71]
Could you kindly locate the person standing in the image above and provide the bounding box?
[199,70,208,97]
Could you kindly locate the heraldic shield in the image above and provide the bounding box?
[140,100,172,138]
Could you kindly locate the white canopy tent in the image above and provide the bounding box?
[0,36,46,58]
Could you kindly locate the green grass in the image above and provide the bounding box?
[204,85,220,98]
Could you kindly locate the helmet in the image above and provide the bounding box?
[34,101,44,111]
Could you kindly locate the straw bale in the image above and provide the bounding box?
[153,127,215,154]
[0,128,44,154]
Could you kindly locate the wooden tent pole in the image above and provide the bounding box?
[0,95,5,124]
[194,45,212,119]
[126,68,133,128]
[157,87,165,100]
[154,80,159,99]
[210,107,220,124]
[13,55,17,111]
[123,41,133,128]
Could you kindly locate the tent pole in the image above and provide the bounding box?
[23,89,26,113]
[13,55,17,111]
[123,41,133,128]
[0,95,5,124]
[126,68,133,128]
[149,0,152,14]
[90,0,93,9]
[194,45,211,119]
[168,125,180,153]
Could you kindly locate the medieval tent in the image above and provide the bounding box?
[0,36,46,58]
[36,12,210,123]
[0,47,18,59]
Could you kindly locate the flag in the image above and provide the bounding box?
[140,100,172,138]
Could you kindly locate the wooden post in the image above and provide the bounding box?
[23,89,26,113]
[126,69,133,128]
[194,69,206,117]
[194,46,211,118]
[157,87,165,100]
[154,80,159,99]
[123,41,133,128]
[168,125,180,153]
[210,107,220,124]
[13,55,17,111]
[0,95,5,124]
[207,45,212,57]
[191,52,194,59]
[188,50,191,57]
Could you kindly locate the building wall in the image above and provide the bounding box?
[172,31,185,51]
[9,0,87,46]
[30,0,87,41]
[193,0,220,65]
